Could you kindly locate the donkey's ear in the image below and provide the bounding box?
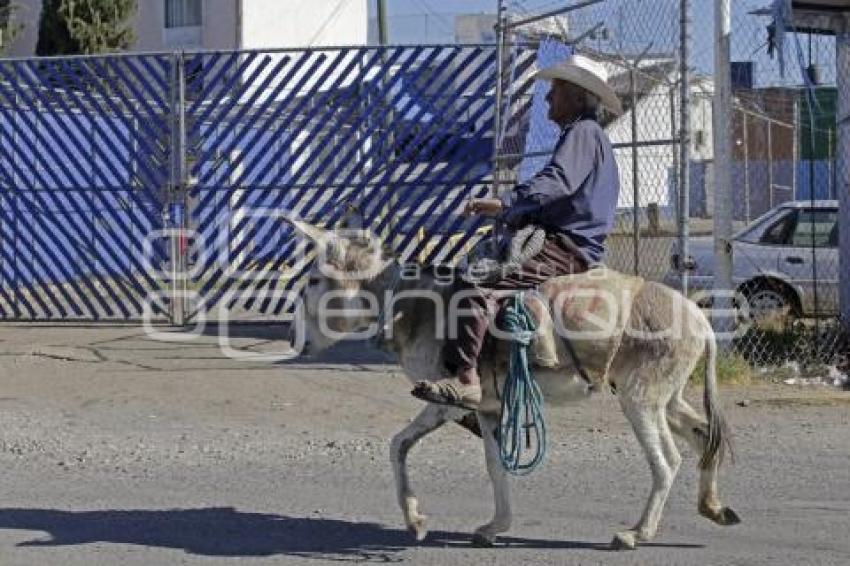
[340,204,364,230]
[287,219,329,244]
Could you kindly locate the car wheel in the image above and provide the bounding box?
[739,281,797,323]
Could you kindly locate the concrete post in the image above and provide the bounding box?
[712,0,734,344]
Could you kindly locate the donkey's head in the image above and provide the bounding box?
[287,219,392,354]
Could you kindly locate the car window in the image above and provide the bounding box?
[790,209,838,248]
[759,210,796,245]
[736,209,784,243]
[828,224,838,247]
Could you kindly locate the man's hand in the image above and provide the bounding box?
[464,198,503,217]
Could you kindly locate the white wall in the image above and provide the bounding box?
[3,0,368,57]
[607,79,715,210]
[241,0,368,50]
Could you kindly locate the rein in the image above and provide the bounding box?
[498,292,548,475]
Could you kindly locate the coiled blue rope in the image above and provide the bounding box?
[498,292,547,475]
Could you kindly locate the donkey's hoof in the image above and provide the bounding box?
[471,532,495,547]
[700,504,742,526]
[716,507,742,526]
[611,531,638,551]
[407,515,429,541]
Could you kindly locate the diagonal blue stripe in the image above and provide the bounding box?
[0,189,29,317]
[363,49,495,228]
[220,48,369,191]
[0,196,96,317]
[96,57,171,139]
[0,204,64,317]
[188,54,275,147]
[310,47,479,226]
[51,59,165,193]
[11,66,168,275]
[189,54,289,177]
[377,66,512,240]
[0,104,149,317]
[232,47,484,312]
[187,52,240,116]
[189,52,265,137]
[127,55,170,109]
[190,49,362,285]
[190,51,331,200]
[260,52,499,314]
[16,60,146,195]
[192,48,386,298]
[192,51,310,185]
[81,59,170,183]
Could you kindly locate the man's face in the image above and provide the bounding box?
[546,79,582,126]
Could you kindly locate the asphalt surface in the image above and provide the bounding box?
[0,323,848,565]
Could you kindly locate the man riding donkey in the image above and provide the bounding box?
[412,54,623,409]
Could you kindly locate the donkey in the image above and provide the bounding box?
[287,219,741,550]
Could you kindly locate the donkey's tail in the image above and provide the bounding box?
[700,329,733,470]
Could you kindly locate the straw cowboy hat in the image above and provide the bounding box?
[536,54,624,115]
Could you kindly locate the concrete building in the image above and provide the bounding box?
[4,0,369,57]
[603,57,715,212]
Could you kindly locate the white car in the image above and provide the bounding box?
[663,200,840,318]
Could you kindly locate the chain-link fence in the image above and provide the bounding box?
[696,1,848,370]
[494,0,848,371]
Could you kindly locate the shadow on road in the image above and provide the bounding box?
[0,506,703,559]
[194,322,396,366]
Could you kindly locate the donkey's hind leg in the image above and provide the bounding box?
[667,393,741,526]
[391,403,462,540]
[471,410,512,547]
[613,398,677,550]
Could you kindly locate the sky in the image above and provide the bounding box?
[378,0,837,88]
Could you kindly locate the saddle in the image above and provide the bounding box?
[493,268,647,388]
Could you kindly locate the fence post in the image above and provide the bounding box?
[793,97,799,198]
[11,90,19,313]
[629,66,640,275]
[713,0,734,346]
[837,27,850,333]
[767,119,773,209]
[492,0,506,200]
[743,110,750,222]
[678,0,691,295]
[168,51,188,327]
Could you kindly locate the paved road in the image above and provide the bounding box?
[0,324,848,565]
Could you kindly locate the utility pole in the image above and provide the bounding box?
[377,0,388,45]
[713,0,734,345]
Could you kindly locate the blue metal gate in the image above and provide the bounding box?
[0,54,173,320]
[183,45,507,321]
[0,45,536,322]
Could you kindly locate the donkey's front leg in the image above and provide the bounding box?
[472,410,512,547]
[390,404,460,540]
